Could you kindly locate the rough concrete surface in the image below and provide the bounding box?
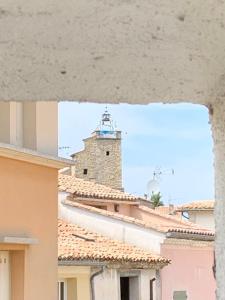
[210,101,225,300]
[1,1,225,299]
[0,0,225,104]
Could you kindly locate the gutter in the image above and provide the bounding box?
[58,260,106,267]
[90,266,105,300]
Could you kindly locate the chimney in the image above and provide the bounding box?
[169,204,175,215]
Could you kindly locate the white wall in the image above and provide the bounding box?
[94,268,156,300]
[94,269,119,300]
[189,211,215,230]
[59,195,165,254]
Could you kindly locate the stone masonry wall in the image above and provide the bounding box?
[73,135,122,190]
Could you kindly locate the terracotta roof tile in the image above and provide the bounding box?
[58,219,169,266]
[64,200,214,238]
[177,200,215,211]
[58,174,138,201]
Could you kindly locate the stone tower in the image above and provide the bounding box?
[71,109,122,190]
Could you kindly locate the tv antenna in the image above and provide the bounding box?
[146,167,174,200]
[58,146,71,157]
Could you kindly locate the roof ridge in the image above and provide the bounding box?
[58,174,139,201]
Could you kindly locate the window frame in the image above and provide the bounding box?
[58,279,67,300]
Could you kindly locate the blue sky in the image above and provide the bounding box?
[59,102,214,205]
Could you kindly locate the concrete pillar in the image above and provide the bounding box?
[67,278,77,300]
[140,270,156,300]
[0,102,12,144]
[76,275,91,300]
[23,102,58,155]
[94,268,119,300]
[10,102,24,147]
[0,102,24,145]
[0,101,58,156]
[210,101,225,300]
[0,251,10,300]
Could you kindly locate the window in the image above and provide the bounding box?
[114,204,119,212]
[83,169,88,175]
[58,280,67,300]
[106,151,110,156]
[173,291,187,300]
[120,276,139,300]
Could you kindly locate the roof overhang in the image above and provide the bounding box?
[58,260,106,267]
[0,143,74,169]
[166,231,214,241]
[71,196,139,205]
[58,260,168,269]
[176,208,214,212]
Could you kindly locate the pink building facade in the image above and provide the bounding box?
[161,242,215,300]
[131,205,216,300]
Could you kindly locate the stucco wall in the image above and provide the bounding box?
[58,266,91,300]
[131,206,183,227]
[94,268,157,300]
[0,156,58,300]
[161,240,216,300]
[189,211,215,230]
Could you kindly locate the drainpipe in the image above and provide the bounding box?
[90,266,104,300]
[156,270,162,300]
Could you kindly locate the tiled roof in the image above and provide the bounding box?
[64,200,214,238]
[58,174,138,201]
[177,200,215,211]
[58,219,169,266]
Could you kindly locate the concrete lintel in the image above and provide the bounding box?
[0,236,39,245]
[0,142,74,169]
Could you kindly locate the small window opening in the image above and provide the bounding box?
[83,169,88,175]
[114,204,119,212]
[173,291,187,300]
[106,151,110,156]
